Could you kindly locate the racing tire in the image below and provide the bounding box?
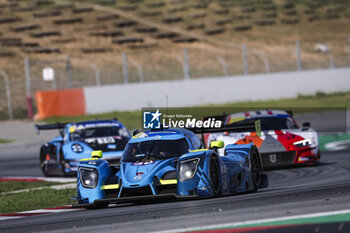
[209,156,220,196]
[250,147,262,192]
[59,149,69,177]
[40,148,53,177]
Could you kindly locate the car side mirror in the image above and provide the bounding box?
[302,122,310,130]
[132,129,141,136]
[210,141,224,149]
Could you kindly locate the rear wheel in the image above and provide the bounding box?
[209,157,220,196]
[250,147,262,192]
[40,148,52,177]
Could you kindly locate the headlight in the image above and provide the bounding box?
[79,167,98,188]
[72,143,84,153]
[293,139,312,148]
[179,158,200,181]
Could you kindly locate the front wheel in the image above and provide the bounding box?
[209,157,220,196]
[250,147,262,192]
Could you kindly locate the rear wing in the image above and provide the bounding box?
[35,122,68,135]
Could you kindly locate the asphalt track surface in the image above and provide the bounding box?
[0,111,350,233]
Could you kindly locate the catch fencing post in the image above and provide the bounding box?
[0,69,13,120]
[296,40,302,71]
[242,44,248,75]
[89,63,101,86]
[262,52,271,73]
[183,48,190,80]
[122,52,129,84]
[66,55,73,88]
[216,56,228,76]
[132,61,144,82]
[24,57,33,120]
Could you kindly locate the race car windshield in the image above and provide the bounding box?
[69,127,130,150]
[122,139,190,163]
[227,117,298,131]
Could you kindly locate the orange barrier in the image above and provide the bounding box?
[36,88,86,119]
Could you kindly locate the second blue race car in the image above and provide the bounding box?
[36,119,131,177]
[73,127,268,209]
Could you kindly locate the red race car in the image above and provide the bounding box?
[206,110,321,168]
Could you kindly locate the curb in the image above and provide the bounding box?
[0,206,82,221]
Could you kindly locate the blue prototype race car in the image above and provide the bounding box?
[73,127,268,209]
[36,119,131,177]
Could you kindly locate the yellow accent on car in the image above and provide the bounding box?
[80,157,99,161]
[210,141,224,149]
[255,119,262,137]
[159,179,177,185]
[228,117,245,125]
[101,184,119,190]
[91,150,103,158]
[190,149,208,152]
[69,125,76,133]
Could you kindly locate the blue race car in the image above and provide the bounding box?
[73,127,268,209]
[36,119,131,177]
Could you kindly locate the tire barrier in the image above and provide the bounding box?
[146,2,165,8]
[81,48,112,53]
[234,25,252,31]
[55,3,75,9]
[205,28,225,35]
[22,42,40,47]
[53,18,83,25]
[141,11,162,17]
[241,7,256,13]
[33,11,61,17]
[0,51,15,57]
[10,24,41,32]
[215,18,232,26]
[51,38,76,43]
[114,20,137,28]
[281,18,299,24]
[163,16,182,24]
[186,23,205,30]
[172,37,198,43]
[0,17,21,24]
[118,5,138,11]
[96,14,119,21]
[213,9,229,15]
[255,20,275,26]
[12,6,37,12]
[284,10,297,16]
[72,7,94,14]
[0,37,22,47]
[23,47,60,53]
[235,15,251,20]
[30,30,61,38]
[112,37,144,45]
[308,15,319,22]
[168,6,187,13]
[190,13,206,18]
[153,32,179,39]
[128,42,157,49]
[90,31,124,37]
[134,26,158,33]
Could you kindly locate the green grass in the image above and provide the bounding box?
[0,181,68,193]
[0,138,14,144]
[0,188,75,214]
[43,91,350,129]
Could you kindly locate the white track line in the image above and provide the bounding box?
[155,209,350,233]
